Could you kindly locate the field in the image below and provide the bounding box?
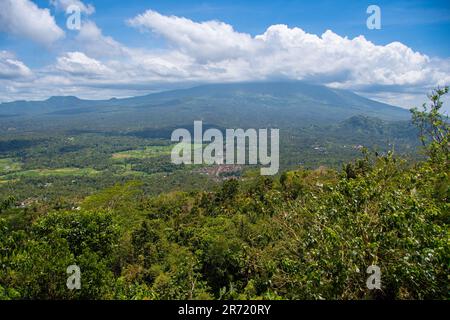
[0,167,100,180]
[112,145,173,159]
[0,121,419,202]
[0,158,22,173]
[112,143,203,160]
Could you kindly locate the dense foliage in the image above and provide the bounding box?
[0,90,448,300]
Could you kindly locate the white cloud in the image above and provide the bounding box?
[76,21,126,57]
[56,51,112,76]
[127,10,256,63]
[125,11,450,92]
[0,0,64,45]
[0,51,33,79]
[0,9,449,108]
[50,0,95,15]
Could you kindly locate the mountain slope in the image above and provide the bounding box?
[0,82,410,131]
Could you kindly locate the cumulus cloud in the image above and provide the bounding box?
[50,0,95,15]
[128,10,256,63]
[0,51,33,79]
[76,21,127,57]
[0,9,449,107]
[56,51,112,76]
[128,12,450,92]
[0,0,64,45]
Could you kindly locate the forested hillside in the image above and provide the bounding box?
[0,88,448,300]
[0,82,409,132]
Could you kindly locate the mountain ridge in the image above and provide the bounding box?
[0,82,411,131]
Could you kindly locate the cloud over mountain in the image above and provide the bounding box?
[128,10,449,91]
[0,8,448,107]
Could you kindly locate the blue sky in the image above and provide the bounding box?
[0,0,449,108]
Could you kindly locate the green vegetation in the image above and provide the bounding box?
[112,143,203,160]
[0,81,418,203]
[0,118,418,202]
[0,89,448,300]
[112,145,174,159]
[0,158,21,173]
[1,167,100,179]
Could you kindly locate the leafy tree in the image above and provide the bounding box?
[411,86,449,161]
[0,196,15,213]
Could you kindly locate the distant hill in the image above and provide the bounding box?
[331,115,418,143]
[0,81,410,131]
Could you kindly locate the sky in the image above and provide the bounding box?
[0,0,449,109]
